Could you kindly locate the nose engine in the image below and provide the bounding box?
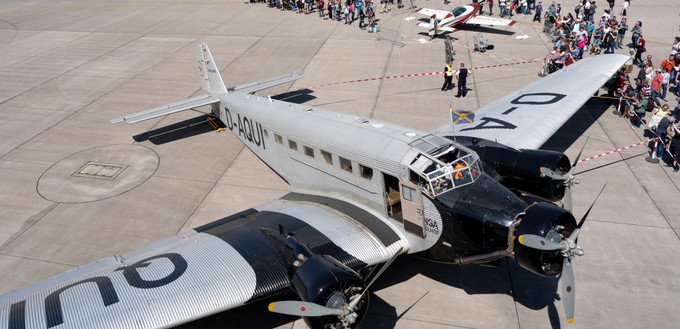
[513,203,577,276]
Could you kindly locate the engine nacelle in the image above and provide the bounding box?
[469,142,571,201]
[291,255,368,329]
[513,203,576,277]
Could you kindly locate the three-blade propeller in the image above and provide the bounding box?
[268,247,404,327]
[540,136,589,213]
[517,183,607,324]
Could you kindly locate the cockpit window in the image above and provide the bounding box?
[450,6,468,17]
[408,139,482,197]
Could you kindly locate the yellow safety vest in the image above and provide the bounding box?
[446,65,453,77]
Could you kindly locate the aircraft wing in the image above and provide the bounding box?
[0,196,404,328]
[416,8,452,20]
[464,15,516,26]
[433,54,628,150]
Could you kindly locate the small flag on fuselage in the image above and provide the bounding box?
[451,109,475,125]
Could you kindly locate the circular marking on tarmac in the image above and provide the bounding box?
[38,144,159,203]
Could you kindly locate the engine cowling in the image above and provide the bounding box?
[513,203,577,277]
[291,255,369,329]
[469,142,571,201]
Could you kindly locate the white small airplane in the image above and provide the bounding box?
[0,43,626,329]
[417,3,516,36]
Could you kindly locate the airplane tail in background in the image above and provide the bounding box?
[196,43,227,96]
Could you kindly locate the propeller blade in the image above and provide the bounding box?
[517,234,565,251]
[569,183,607,241]
[561,257,575,324]
[569,135,590,174]
[347,247,404,311]
[540,167,567,181]
[268,301,342,317]
[563,185,573,213]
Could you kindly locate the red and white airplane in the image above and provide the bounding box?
[417,3,516,36]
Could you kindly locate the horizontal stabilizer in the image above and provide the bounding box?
[111,94,219,124]
[417,22,456,32]
[229,71,304,94]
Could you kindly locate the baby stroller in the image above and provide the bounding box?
[473,33,494,52]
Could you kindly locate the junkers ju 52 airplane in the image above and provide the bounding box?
[0,44,627,329]
[416,2,516,37]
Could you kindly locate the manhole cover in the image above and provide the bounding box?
[38,144,159,203]
[73,162,128,180]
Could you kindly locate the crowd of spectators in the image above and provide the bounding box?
[253,0,680,171]
[260,0,417,30]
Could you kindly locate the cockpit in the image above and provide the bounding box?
[450,6,469,18]
[407,134,481,197]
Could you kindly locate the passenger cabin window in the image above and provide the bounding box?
[359,165,373,180]
[304,146,314,158]
[288,140,298,151]
[321,150,333,165]
[274,134,283,145]
[340,157,353,173]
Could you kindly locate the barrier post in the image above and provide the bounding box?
[645,137,660,163]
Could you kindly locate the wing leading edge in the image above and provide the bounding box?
[0,197,404,329]
[434,54,628,150]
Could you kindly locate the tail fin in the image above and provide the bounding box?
[196,43,227,95]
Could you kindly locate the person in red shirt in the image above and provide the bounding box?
[651,69,664,107]
[661,55,675,75]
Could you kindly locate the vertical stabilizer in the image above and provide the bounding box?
[196,43,227,95]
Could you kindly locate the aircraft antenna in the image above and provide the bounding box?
[450,104,457,142]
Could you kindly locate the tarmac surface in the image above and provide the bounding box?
[1,0,679,328]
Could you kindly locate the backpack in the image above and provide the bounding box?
[645,97,655,112]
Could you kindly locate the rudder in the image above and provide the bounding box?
[196,43,227,95]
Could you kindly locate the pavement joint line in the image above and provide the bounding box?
[592,105,680,241]
[284,59,541,94]
[0,203,59,253]
[171,5,302,233]
[0,252,77,268]
[177,145,245,234]
[368,11,403,119]
[0,1,246,16]
[0,33,148,162]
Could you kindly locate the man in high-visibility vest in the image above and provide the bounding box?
[441,60,454,92]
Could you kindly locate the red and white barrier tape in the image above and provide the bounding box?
[307,59,541,89]
[577,137,657,163]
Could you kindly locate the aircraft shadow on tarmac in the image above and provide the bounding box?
[271,88,317,104]
[541,97,616,154]
[132,114,221,145]
[130,90,316,145]
[174,254,564,329]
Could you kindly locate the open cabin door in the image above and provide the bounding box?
[383,173,425,238]
[399,180,425,238]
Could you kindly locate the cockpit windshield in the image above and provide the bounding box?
[450,6,468,17]
[408,135,482,197]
